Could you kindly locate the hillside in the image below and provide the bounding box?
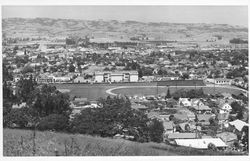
[2,18,248,45]
[3,129,243,156]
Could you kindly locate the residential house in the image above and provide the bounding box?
[73,76,88,83]
[36,75,55,84]
[197,114,215,126]
[179,98,191,107]
[191,99,204,107]
[192,104,212,114]
[163,121,174,134]
[218,102,232,113]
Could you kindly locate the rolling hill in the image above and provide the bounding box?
[2,18,248,45]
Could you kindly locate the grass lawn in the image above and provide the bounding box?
[3,129,244,156]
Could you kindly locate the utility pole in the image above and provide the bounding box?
[213,74,216,96]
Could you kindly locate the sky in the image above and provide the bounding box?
[2,6,248,27]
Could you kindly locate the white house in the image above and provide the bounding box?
[218,103,232,113]
[179,98,191,107]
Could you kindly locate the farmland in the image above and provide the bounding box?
[3,129,243,156]
[54,83,245,100]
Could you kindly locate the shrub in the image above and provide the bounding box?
[37,114,69,131]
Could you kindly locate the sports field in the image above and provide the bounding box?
[54,83,245,101]
[110,86,244,97]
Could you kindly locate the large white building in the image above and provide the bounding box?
[94,71,139,83]
[206,78,232,85]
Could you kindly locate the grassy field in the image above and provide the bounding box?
[54,83,244,100]
[112,86,243,97]
[3,129,244,156]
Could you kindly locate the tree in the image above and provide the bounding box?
[138,69,143,78]
[181,73,189,80]
[241,125,249,151]
[230,101,244,115]
[166,88,171,98]
[30,84,72,118]
[69,64,75,72]
[16,75,37,103]
[70,96,150,142]
[169,115,175,121]
[209,117,218,126]
[22,65,33,74]
[3,63,13,81]
[184,124,191,132]
[157,69,163,76]
[148,119,164,143]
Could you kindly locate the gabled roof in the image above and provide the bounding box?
[229,119,248,131]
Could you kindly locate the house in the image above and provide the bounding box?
[218,103,232,113]
[94,71,138,83]
[192,104,212,114]
[73,76,88,83]
[174,113,189,122]
[191,99,204,107]
[216,132,237,146]
[163,121,174,134]
[233,77,244,86]
[197,114,215,125]
[217,112,230,124]
[36,75,55,84]
[174,138,227,149]
[179,98,191,107]
[54,76,71,83]
[229,119,248,132]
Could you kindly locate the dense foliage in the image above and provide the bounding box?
[70,96,163,143]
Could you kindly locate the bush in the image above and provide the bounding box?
[207,143,217,151]
[37,114,69,131]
